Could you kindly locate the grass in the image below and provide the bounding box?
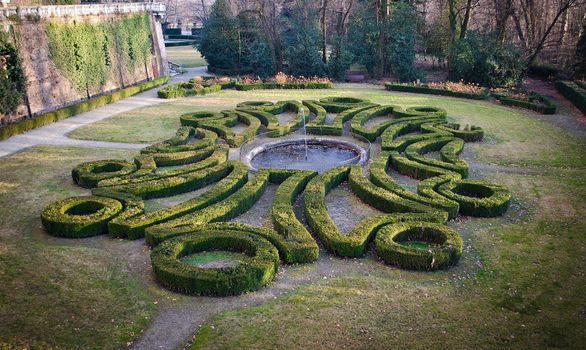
[0,146,155,349]
[166,46,207,68]
[67,85,586,168]
[190,169,586,349]
[1,85,585,349]
[180,251,245,267]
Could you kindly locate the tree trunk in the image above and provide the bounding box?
[459,0,473,40]
[321,0,328,64]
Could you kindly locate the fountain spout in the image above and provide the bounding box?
[301,108,308,160]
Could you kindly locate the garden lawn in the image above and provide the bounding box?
[68,85,586,168]
[1,85,585,349]
[166,46,207,68]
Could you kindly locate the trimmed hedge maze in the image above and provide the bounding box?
[41,97,511,296]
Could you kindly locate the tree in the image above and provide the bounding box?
[281,0,325,76]
[198,0,240,72]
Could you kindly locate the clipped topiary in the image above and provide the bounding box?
[437,179,512,217]
[150,228,279,296]
[375,222,462,270]
[41,196,123,238]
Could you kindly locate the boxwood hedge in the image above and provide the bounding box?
[375,222,462,270]
[151,228,279,295]
[437,179,512,217]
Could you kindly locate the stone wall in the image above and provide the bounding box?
[0,9,167,124]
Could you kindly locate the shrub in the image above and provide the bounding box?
[157,83,221,99]
[151,228,279,296]
[375,222,462,270]
[72,160,136,189]
[555,81,586,114]
[437,179,512,217]
[493,92,557,114]
[41,196,123,238]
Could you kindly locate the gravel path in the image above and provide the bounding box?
[0,67,210,158]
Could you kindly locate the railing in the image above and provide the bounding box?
[0,2,166,20]
[168,60,183,76]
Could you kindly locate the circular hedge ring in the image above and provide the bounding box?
[41,196,123,238]
[151,229,280,296]
[72,160,136,188]
[437,179,511,217]
[319,96,368,105]
[375,222,462,270]
[180,111,226,127]
[236,101,274,108]
[405,106,447,118]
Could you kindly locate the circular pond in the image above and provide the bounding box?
[244,137,368,173]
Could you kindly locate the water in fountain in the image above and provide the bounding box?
[301,108,308,160]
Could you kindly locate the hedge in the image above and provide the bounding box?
[0,76,169,140]
[107,161,248,239]
[234,82,332,91]
[420,122,484,142]
[141,127,218,154]
[151,229,279,295]
[556,81,586,114]
[369,152,459,219]
[347,165,444,217]
[437,179,512,217]
[269,169,319,263]
[72,159,136,189]
[41,196,123,238]
[350,105,401,141]
[493,92,557,114]
[308,103,378,136]
[385,82,489,100]
[403,137,469,177]
[375,222,462,270]
[380,117,447,151]
[145,169,272,246]
[157,83,221,99]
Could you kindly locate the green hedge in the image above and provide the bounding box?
[72,159,136,189]
[420,122,484,142]
[379,117,447,151]
[0,76,169,140]
[556,81,586,114]
[437,179,512,217]
[234,82,332,91]
[385,83,489,100]
[41,196,123,238]
[269,169,319,263]
[151,229,279,295]
[493,92,557,114]
[141,127,218,154]
[157,83,221,99]
[107,161,247,239]
[350,105,400,141]
[375,222,462,270]
[347,166,444,217]
[369,152,459,219]
[145,169,271,246]
[308,103,378,136]
[403,137,469,177]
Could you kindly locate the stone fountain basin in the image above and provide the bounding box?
[244,138,369,173]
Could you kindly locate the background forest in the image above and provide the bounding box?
[196,0,586,87]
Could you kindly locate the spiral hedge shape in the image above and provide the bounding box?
[40,96,511,295]
[375,222,462,270]
[151,227,279,296]
[41,196,123,238]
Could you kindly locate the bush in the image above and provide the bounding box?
[555,81,586,114]
[41,196,123,238]
[375,222,462,270]
[151,228,279,295]
[157,83,221,99]
[448,31,526,88]
[493,92,557,114]
[384,82,489,100]
[0,76,169,140]
[437,179,512,217]
[72,160,136,189]
[234,82,332,91]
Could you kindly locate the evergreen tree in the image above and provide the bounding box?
[328,35,354,80]
[198,0,239,73]
[281,0,325,76]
